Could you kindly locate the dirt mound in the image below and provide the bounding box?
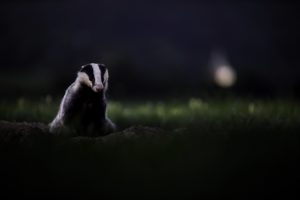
[0,120,49,134]
[0,120,50,145]
[96,125,171,143]
[107,125,169,138]
[0,121,172,145]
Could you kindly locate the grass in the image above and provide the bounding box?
[1,97,299,129]
[0,97,300,198]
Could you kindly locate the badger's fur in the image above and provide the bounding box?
[49,63,116,136]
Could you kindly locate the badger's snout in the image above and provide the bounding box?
[93,84,104,92]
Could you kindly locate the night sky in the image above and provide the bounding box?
[1,0,299,97]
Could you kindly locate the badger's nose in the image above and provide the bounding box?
[93,84,104,92]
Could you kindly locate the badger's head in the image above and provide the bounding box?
[76,63,109,93]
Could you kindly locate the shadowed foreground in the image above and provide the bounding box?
[0,99,300,198]
[0,121,299,198]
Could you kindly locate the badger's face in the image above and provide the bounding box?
[77,63,109,93]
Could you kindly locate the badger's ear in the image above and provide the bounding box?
[80,64,87,71]
[98,63,106,71]
[80,63,93,70]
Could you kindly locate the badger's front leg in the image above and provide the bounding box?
[104,117,117,134]
[85,118,116,136]
[49,84,80,134]
[82,95,116,136]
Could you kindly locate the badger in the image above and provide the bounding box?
[49,63,116,136]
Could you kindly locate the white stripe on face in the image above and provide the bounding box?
[91,63,102,85]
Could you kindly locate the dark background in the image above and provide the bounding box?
[1,0,300,98]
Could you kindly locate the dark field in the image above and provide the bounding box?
[0,98,300,198]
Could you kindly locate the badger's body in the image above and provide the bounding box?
[49,63,116,136]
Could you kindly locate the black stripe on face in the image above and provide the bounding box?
[98,64,107,83]
[80,64,95,85]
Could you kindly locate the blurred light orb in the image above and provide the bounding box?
[214,65,236,88]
